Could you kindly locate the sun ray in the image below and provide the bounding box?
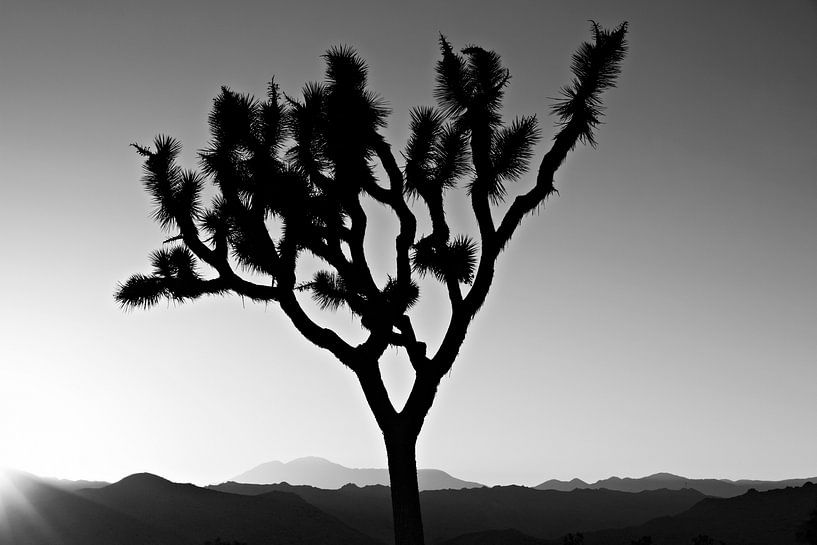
[0,469,63,543]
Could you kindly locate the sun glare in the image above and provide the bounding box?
[0,469,18,529]
[0,468,60,541]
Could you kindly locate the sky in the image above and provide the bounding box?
[0,0,815,487]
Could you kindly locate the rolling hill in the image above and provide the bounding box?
[0,470,185,545]
[435,484,817,545]
[0,469,382,545]
[581,483,817,545]
[210,481,705,543]
[535,472,817,498]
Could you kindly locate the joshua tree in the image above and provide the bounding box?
[116,22,628,545]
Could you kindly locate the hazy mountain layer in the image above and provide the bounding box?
[0,470,185,545]
[0,470,381,545]
[436,484,817,545]
[535,471,817,498]
[210,481,705,543]
[232,456,484,490]
[5,467,813,545]
[581,483,817,545]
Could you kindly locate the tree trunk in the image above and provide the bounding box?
[385,431,425,545]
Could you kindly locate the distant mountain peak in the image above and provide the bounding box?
[232,456,484,490]
[115,472,172,485]
[644,472,686,480]
[292,456,333,463]
[535,472,817,498]
[534,478,589,491]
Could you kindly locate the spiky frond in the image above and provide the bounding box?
[411,234,478,285]
[411,236,446,281]
[405,108,470,196]
[139,134,182,229]
[286,82,330,176]
[433,122,470,190]
[446,235,478,284]
[114,274,167,310]
[200,87,265,200]
[551,21,628,147]
[461,45,509,119]
[228,217,277,275]
[149,246,199,280]
[324,45,369,91]
[487,115,541,202]
[435,37,510,126]
[309,270,353,311]
[260,78,288,154]
[434,35,470,116]
[206,86,261,152]
[404,106,445,195]
[177,169,205,220]
[201,195,228,234]
[382,277,420,312]
[134,135,203,231]
[116,246,217,310]
[323,47,389,183]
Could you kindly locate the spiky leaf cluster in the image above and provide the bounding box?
[382,277,421,312]
[119,26,627,349]
[134,136,204,231]
[305,270,419,324]
[119,46,409,318]
[404,106,470,198]
[412,235,478,285]
[115,246,218,309]
[551,21,628,147]
[434,37,546,204]
[434,36,509,124]
[488,115,541,202]
[322,46,389,186]
[309,270,355,312]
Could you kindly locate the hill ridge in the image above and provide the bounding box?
[232,456,484,490]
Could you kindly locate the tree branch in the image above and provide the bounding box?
[468,120,496,243]
[373,137,417,294]
[355,362,397,431]
[278,290,358,365]
[495,123,577,250]
[395,315,429,372]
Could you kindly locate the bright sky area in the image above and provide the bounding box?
[1,0,815,486]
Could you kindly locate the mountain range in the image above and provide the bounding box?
[211,481,706,544]
[536,471,817,498]
[231,456,484,490]
[2,468,815,545]
[580,483,817,545]
[0,469,380,545]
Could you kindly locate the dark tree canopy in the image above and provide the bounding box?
[117,22,628,545]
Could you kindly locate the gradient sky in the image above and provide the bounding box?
[1,0,815,487]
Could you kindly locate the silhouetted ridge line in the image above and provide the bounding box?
[231,456,484,490]
[578,483,817,545]
[208,481,704,543]
[535,472,817,498]
[77,473,383,544]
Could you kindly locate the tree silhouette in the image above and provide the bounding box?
[116,22,627,545]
